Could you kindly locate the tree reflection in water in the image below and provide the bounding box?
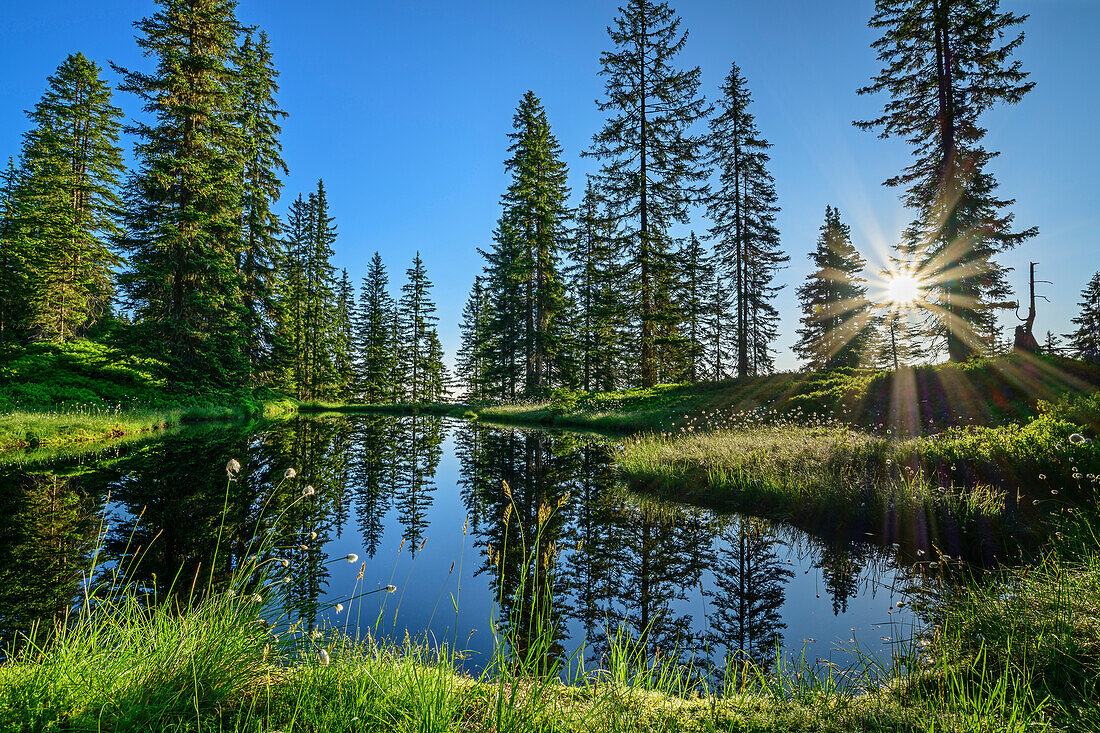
[0,414,926,674]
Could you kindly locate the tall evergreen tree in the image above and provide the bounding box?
[586,0,709,387]
[355,252,395,403]
[236,30,287,384]
[707,62,787,378]
[564,179,627,391]
[0,159,29,347]
[456,276,491,400]
[502,91,571,393]
[396,253,443,403]
[274,193,311,396]
[303,180,338,399]
[478,216,526,399]
[332,268,355,400]
[1067,272,1100,359]
[794,207,873,370]
[115,0,247,383]
[857,0,1036,361]
[271,183,339,400]
[15,53,125,343]
[676,232,715,381]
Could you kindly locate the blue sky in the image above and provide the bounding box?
[2,0,1097,371]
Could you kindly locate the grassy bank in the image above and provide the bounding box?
[462,354,1100,435]
[0,399,298,452]
[0,338,298,452]
[616,394,1100,528]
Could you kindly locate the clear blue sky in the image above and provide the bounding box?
[2,1,1097,371]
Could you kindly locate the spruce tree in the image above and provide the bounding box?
[857,0,1036,361]
[478,216,526,399]
[304,180,338,399]
[0,159,29,347]
[564,179,626,392]
[502,91,571,394]
[275,193,312,396]
[1067,272,1100,359]
[586,0,709,387]
[457,276,491,400]
[333,269,355,400]
[1042,330,1061,356]
[115,0,247,383]
[676,232,715,381]
[396,253,441,403]
[355,252,395,403]
[794,207,873,370]
[707,62,787,378]
[16,53,125,343]
[236,30,287,384]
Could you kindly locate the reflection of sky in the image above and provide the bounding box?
[317,422,918,675]
[5,416,924,678]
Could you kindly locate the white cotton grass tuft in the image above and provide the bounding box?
[386,584,397,594]
[283,576,292,584]
[334,603,344,614]
[279,558,290,568]
[250,594,263,603]
[302,485,315,497]
[1069,433,1087,445]
[318,648,330,667]
[284,467,298,479]
[309,531,318,541]
[226,459,241,478]
[346,553,359,563]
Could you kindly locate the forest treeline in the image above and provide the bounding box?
[1,0,1098,406]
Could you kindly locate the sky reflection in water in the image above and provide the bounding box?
[0,414,924,675]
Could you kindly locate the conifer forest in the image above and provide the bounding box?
[1,2,1099,732]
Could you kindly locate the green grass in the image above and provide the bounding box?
[454,355,1100,436]
[616,396,1100,528]
[0,337,300,452]
[0,398,299,452]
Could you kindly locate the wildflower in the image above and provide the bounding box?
[346,553,359,564]
[227,589,236,598]
[312,629,322,640]
[226,459,241,478]
[1069,433,1087,445]
[318,648,330,666]
[309,531,318,541]
[283,576,292,584]
[386,585,396,593]
[302,485,315,497]
[279,558,290,568]
[251,594,263,603]
[284,467,298,479]
[335,603,344,614]
[1039,474,1047,480]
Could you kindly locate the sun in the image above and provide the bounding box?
[884,273,923,305]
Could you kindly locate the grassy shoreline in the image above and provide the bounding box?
[0,399,298,453]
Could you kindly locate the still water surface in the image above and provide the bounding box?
[0,414,927,674]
